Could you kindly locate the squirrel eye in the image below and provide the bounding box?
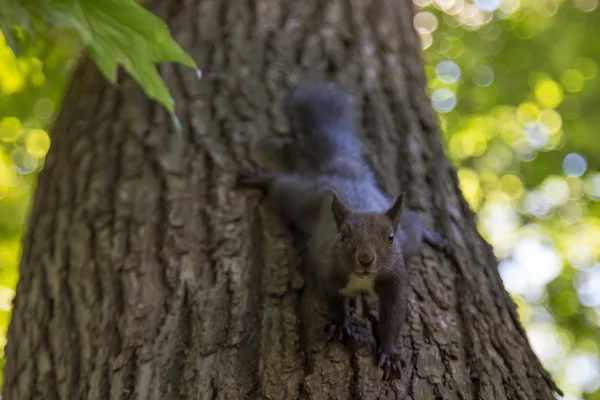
[388,232,395,244]
[339,232,346,242]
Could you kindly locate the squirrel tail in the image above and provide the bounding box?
[284,82,363,168]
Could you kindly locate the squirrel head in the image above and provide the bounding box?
[331,192,405,279]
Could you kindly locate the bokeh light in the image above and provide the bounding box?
[25,129,51,158]
[0,28,76,388]
[534,78,564,109]
[436,60,461,83]
[0,118,21,143]
[418,0,600,394]
[33,98,54,120]
[562,153,587,177]
[472,65,494,87]
[573,0,598,12]
[431,88,457,112]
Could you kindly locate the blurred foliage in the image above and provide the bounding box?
[0,0,197,114]
[416,0,600,397]
[0,28,77,389]
[1,0,599,397]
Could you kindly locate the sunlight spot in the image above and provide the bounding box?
[0,240,20,268]
[472,65,494,87]
[535,78,563,109]
[449,134,468,159]
[514,139,538,161]
[566,354,600,393]
[458,168,481,208]
[539,131,563,152]
[562,153,587,177]
[471,132,488,157]
[30,71,46,87]
[574,0,598,12]
[480,201,520,256]
[527,325,563,363]
[0,286,14,312]
[414,12,439,34]
[567,243,593,269]
[437,37,454,54]
[0,44,25,95]
[419,31,433,50]
[500,175,524,199]
[436,60,461,83]
[584,173,600,200]
[575,57,597,80]
[0,117,22,143]
[445,0,466,14]
[458,4,486,28]
[499,0,521,14]
[560,69,584,93]
[431,89,456,113]
[524,120,549,148]
[446,36,465,57]
[525,190,551,217]
[499,238,562,296]
[538,109,562,134]
[0,159,20,188]
[414,0,433,6]
[34,98,55,120]
[513,18,536,40]
[11,147,38,174]
[575,264,600,307]
[566,176,585,199]
[435,0,456,9]
[25,129,51,158]
[542,177,569,206]
[484,144,512,172]
[480,172,501,192]
[539,0,559,17]
[474,0,501,12]
[558,200,583,224]
[517,102,540,123]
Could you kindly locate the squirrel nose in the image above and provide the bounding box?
[357,252,375,268]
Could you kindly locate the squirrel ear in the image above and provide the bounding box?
[331,191,349,229]
[386,192,404,229]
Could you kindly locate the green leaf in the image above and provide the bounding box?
[39,0,197,114]
[0,0,34,57]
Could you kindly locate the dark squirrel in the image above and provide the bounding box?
[237,82,451,379]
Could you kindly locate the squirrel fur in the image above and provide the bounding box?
[237,81,449,379]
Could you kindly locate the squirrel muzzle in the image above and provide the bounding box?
[356,250,376,275]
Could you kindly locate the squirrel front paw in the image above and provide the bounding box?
[378,345,404,380]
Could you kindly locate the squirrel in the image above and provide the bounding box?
[236,81,452,379]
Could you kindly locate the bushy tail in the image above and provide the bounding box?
[284,82,364,171]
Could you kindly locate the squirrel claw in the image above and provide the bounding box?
[325,320,353,344]
[378,348,403,380]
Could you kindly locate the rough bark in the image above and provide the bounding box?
[2,0,561,399]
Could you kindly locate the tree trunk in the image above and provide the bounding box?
[2,0,562,399]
